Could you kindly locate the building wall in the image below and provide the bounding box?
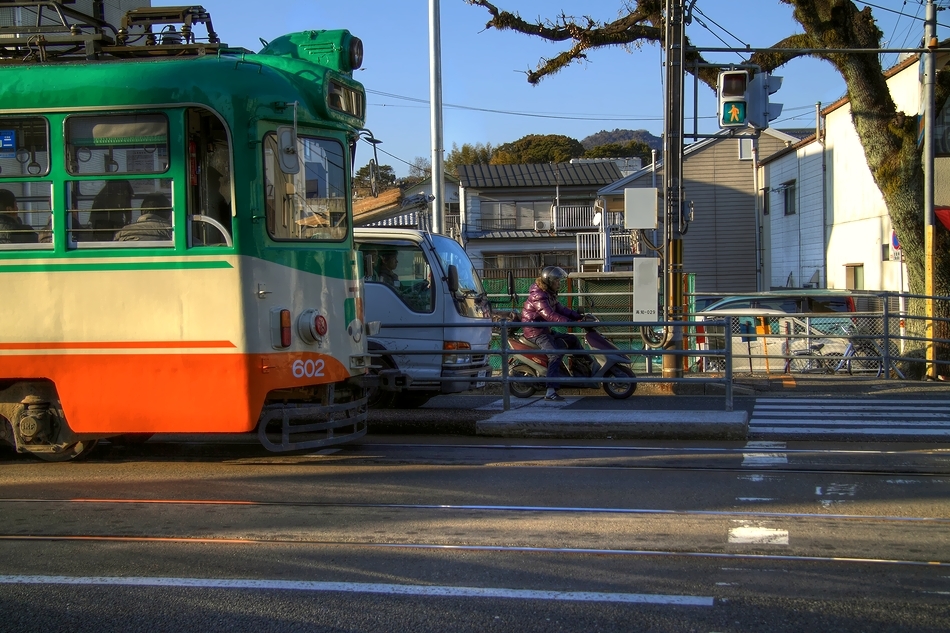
[0,1,152,28]
[767,141,826,288]
[609,131,795,294]
[821,62,919,292]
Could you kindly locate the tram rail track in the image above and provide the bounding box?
[1,497,948,565]
[0,533,946,569]
[1,496,949,524]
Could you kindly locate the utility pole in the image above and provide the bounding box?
[429,0,445,235]
[924,0,937,379]
[662,0,686,380]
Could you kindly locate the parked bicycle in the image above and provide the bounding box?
[787,323,901,377]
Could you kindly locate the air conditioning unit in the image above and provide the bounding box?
[534,220,551,231]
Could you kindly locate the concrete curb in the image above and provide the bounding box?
[476,408,748,441]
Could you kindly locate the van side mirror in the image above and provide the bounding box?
[276,126,299,174]
[447,264,459,294]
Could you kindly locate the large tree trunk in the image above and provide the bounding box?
[789,0,950,376]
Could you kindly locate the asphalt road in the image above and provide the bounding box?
[2,434,949,632]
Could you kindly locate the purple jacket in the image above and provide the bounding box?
[520,282,582,339]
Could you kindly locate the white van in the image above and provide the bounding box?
[354,228,493,408]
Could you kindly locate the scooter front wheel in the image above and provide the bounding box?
[603,365,636,399]
[509,364,541,398]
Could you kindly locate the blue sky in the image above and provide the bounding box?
[154,1,933,176]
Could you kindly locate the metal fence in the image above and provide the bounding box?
[482,282,950,380]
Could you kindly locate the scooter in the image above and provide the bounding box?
[494,270,636,399]
[501,313,637,399]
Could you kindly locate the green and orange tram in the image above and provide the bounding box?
[0,4,374,459]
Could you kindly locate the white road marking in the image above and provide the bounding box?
[736,497,775,502]
[741,440,787,466]
[744,441,787,448]
[750,397,950,438]
[737,474,783,482]
[728,526,789,545]
[0,575,713,606]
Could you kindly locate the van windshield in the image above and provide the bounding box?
[431,234,489,319]
[432,234,484,296]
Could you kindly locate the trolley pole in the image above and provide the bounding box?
[662,0,686,380]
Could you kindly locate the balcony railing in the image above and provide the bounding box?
[555,206,624,231]
[476,218,518,232]
[576,231,638,263]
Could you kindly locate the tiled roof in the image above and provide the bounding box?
[458,162,622,189]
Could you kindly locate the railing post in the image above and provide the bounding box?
[724,317,734,411]
[501,320,511,411]
[882,295,891,380]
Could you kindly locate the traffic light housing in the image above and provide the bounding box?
[718,70,748,128]
[747,72,783,130]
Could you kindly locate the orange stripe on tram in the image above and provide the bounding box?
[0,351,354,434]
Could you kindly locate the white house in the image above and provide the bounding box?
[761,54,948,293]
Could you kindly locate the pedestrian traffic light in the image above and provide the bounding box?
[747,72,784,130]
[718,70,749,128]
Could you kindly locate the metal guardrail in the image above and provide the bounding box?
[371,318,735,412]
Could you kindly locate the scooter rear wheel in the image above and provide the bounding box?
[603,365,636,399]
[509,364,541,398]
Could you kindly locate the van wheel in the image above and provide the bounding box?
[367,356,397,409]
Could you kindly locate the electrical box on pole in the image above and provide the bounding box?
[717,70,749,128]
[747,72,783,130]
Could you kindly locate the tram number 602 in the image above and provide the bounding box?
[292,358,325,378]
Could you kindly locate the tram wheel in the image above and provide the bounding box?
[32,440,98,462]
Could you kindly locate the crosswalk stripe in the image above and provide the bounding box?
[750,416,950,426]
[753,398,950,406]
[749,397,950,438]
[754,405,950,414]
[752,427,950,436]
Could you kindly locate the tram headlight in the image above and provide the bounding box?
[348,35,363,71]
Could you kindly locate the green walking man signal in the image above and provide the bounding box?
[718,69,783,130]
[718,70,749,127]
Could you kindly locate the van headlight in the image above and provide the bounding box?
[443,341,472,365]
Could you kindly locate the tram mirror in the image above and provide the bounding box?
[276,126,299,175]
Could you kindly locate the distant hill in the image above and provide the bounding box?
[581,129,663,152]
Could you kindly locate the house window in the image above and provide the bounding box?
[845,264,864,290]
[763,189,770,216]
[738,138,753,161]
[478,200,552,231]
[783,180,796,215]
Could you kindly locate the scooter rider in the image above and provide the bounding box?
[521,266,584,401]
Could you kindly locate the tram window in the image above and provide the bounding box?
[0,181,50,248]
[65,114,169,176]
[263,133,348,241]
[188,108,232,247]
[65,178,173,246]
[0,117,50,178]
